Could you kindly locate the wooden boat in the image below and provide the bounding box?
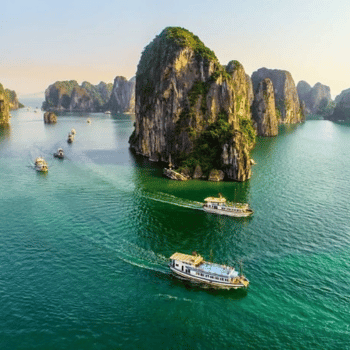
[34,157,48,172]
[203,195,253,217]
[53,148,64,159]
[169,252,249,289]
[70,128,76,135]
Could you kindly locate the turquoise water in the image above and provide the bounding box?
[1,100,350,349]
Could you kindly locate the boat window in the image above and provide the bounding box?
[175,264,179,267]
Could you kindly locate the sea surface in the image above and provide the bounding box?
[1,99,350,349]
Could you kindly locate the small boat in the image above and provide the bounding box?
[104,111,111,114]
[169,252,249,289]
[53,148,64,159]
[203,195,253,217]
[70,128,76,135]
[34,157,48,172]
[67,133,74,143]
[87,118,91,124]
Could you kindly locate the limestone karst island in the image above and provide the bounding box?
[129,27,304,182]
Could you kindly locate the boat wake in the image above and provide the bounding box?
[115,239,169,274]
[83,234,170,275]
[141,191,203,210]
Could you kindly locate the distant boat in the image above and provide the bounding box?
[53,148,64,159]
[203,195,253,217]
[104,111,111,114]
[34,157,48,172]
[70,128,76,135]
[169,252,249,289]
[87,118,91,124]
[67,133,74,143]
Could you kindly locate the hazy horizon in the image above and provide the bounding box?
[2,0,350,97]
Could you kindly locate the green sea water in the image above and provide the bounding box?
[1,99,350,349]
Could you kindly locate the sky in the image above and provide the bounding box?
[1,0,350,97]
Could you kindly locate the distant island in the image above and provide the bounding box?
[0,83,23,124]
[325,88,350,122]
[129,27,304,182]
[42,77,135,114]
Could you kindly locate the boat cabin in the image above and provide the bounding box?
[204,196,227,210]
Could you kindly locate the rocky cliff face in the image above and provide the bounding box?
[42,80,113,112]
[245,74,254,107]
[0,84,11,124]
[5,89,23,110]
[327,89,350,121]
[335,88,350,104]
[107,76,135,113]
[251,68,304,124]
[252,78,278,136]
[297,81,332,115]
[130,27,255,181]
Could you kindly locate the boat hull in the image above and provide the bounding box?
[170,266,248,289]
[203,206,253,217]
[35,166,48,172]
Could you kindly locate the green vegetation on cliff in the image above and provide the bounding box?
[179,112,234,175]
[238,115,256,147]
[165,27,218,62]
[54,80,80,95]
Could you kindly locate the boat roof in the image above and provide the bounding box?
[204,197,226,203]
[199,262,238,277]
[170,252,204,266]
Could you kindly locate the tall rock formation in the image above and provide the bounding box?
[42,80,113,112]
[297,81,332,115]
[251,68,304,124]
[130,27,256,181]
[252,78,278,136]
[107,76,135,113]
[0,84,11,124]
[327,89,350,121]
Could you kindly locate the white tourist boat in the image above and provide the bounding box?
[53,148,64,159]
[34,157,48,172]
[169,252,249,289]
[203,195,253,217]
[104,111,111,114]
